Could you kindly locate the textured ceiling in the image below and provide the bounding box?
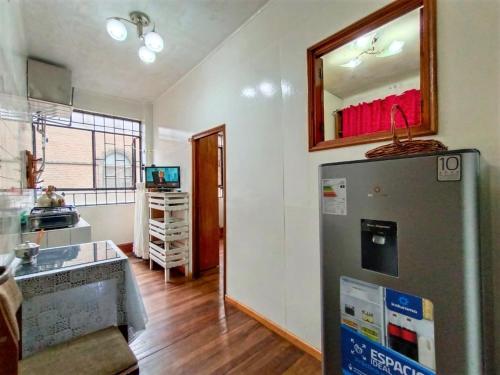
[322,8,420,98]
[21,0,268,102]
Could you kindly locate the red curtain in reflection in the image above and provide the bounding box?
[342,89,421,137]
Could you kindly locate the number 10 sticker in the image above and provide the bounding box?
[437,155,461,181]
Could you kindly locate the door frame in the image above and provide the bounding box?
[191,124,226,295]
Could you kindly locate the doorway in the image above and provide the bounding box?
[191,124,226,295]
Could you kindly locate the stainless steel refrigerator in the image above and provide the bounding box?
[320,150,485,375]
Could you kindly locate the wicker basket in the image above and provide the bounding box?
[365,104,447,159]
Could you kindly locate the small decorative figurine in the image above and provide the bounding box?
[36,185,65,207]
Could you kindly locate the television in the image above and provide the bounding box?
[145,166,181,189]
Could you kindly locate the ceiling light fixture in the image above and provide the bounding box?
[106,18,128,41]
[388,40,405,54]
[138,46,156,64]
[377,40,405,57]
[106,11,165,63]
[354,33,375,50]
[340,33,406,68]
[144,30,164,53]
[341,57,362,68]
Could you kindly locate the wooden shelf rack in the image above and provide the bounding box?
[147,192,189,282]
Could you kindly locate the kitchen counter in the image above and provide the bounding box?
[21,218,92,248]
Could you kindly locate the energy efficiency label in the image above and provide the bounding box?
[322,178,347,215]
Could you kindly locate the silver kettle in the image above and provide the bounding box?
[14,241,40,264]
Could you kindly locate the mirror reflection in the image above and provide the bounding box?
[321,8,421,141]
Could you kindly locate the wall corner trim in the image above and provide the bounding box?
[224,295,322,361]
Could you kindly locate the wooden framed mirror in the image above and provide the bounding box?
[307,0,437,151]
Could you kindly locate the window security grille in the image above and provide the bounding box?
[33,110,143,206]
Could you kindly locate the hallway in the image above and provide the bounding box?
[129,259,321,374]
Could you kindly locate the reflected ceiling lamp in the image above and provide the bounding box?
[259,81,277,97]
[377,40,405,57]
[106,11,164,64]
[353,33,375,50]
[241,87,257,98]
[340,57,362,68]
[340,34,405,68]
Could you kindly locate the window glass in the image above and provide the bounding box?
[35,127,93,189]
[33,110,142,205]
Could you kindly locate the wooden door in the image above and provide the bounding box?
[194,133,219,271]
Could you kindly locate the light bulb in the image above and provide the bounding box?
[354,34,373,49]
[387,40,405,55]
[144,31,164,53]
[138,46,156,64]
[106,18,127,41]
[340,57,362,68]
[377,40,405,57]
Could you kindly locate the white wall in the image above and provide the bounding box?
[323,90,342,140]
[0,0,32,259]
[78,204,134,244]
[72,89,154,245]
[0,1,26,98]
[342,74,420,107]
[152,0,500,368]
[153,131,191,188]
[73,89,145,121]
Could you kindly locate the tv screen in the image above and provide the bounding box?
[145,166,180,189]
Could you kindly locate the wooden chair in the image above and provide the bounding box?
[0,270,139,375]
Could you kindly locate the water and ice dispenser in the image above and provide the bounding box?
[361,219,398,277]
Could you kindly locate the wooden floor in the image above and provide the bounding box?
[129,258,321,375]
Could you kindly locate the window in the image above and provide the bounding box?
[102,152,133,188]
[33,110,142,205]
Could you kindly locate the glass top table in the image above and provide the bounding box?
[15,240,124,278]
[13,240,147,358]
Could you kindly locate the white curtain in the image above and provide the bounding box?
[133,182,149,259]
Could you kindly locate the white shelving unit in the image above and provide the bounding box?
[147,192,189,282]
